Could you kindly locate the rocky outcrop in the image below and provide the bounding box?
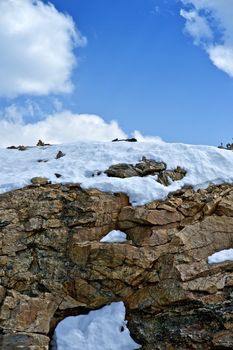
[112,138,137,142]
[104,159,166,178]
[103,158,186,186]
[0,183,233,348]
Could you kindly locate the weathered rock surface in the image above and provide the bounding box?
[0,332,49,350]
[30,177,50,185]
[0,183,233,348]
[104,159,167,178]
[103,159,186,186]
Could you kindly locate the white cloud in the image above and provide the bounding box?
[0,107,165,147]
[180,0,233,77]
[180,9,213,45]
[208,45,233,78]
[1,100,43,123]
[132,130,164,143]
[0,111,127,147]
[0,0,86,97]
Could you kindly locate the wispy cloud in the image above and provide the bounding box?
[1,100,43,123]
[180,0,233,77]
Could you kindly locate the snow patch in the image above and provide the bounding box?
[100,230,127,243]
[208,248,233,264]
[52,301,141,350]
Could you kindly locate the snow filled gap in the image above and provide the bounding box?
[100,230,127,243]
[208,248,233,264]
[52,301,141,350]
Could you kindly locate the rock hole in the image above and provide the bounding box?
[49,302,141,350]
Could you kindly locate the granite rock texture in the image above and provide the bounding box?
[0,183,233,349]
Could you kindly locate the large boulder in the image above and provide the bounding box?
[104,159,167,178]
[104,159,186,186]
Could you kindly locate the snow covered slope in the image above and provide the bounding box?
[1,141,233,205]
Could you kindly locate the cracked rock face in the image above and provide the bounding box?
[0,183,233,349]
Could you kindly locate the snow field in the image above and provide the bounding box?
[1,140,233,205]
[2,140,233,348]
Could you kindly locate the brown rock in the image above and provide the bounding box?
[0,290,58,333]
[104,163,139,178]
[165,166,187,181]
[30,177,50,185]
[0,332,49,350]
[119,206,183,227]
[0,183,232,349]
[135,159,166,175]
[216,192,233,216]
[104,159,167,178]
[157,171,170,186]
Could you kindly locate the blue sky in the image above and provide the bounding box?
[66,0,233,145]
[1,0,233,146]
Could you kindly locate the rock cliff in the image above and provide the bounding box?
[0,182,233,349]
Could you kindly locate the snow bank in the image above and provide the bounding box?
[100,230,127,243]
[208,249,233,264]
[1,141,233,205]
[52,301,141,350]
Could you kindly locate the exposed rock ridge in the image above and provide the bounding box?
[0,183,233,349]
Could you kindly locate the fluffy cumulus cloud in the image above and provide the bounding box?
[0,0,86,97]
[0,111,127,147]
[180,0,233,77]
